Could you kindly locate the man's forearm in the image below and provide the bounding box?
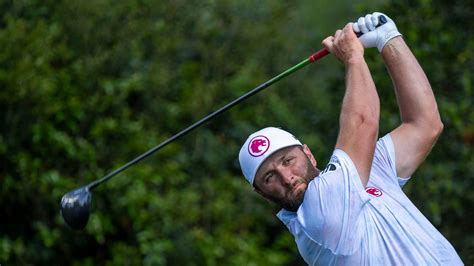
[341,57,380,126]
[382,36,443,177]
[381,37,442,128]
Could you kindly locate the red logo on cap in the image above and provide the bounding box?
[248,135,270,157]
[366,186,383,197]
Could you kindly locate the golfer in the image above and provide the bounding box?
[239,12,463,265]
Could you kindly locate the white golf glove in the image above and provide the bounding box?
[352,12,402,52]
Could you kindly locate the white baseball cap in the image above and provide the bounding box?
[239,127,302,185]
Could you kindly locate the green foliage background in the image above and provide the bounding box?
[1,0,472,264]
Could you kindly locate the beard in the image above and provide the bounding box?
[269,157,320,212]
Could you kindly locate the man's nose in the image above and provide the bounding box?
[278,168,294,186]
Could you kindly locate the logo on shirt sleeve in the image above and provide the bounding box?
[365,186,383,197]
[329,155,340,166]
[321,156,340,175]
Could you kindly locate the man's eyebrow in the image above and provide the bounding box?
[267,151,287,167]
[276,154,287,163]
[269,152,291,168]
[277,147,298,161]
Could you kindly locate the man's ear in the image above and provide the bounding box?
[302,144,317,168]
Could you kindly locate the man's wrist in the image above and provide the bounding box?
[378,31,402,52]
[380,36,404,55]
[344,54,366,67]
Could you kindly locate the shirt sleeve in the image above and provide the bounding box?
[296,149,370,255]
[373,134,411,188]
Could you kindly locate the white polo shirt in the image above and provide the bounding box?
[277,134,463,265]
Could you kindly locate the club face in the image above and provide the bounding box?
[60,186,92,230]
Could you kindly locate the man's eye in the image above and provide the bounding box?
[283,158,293,166]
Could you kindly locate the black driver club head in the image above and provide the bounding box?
[60,186,92,230]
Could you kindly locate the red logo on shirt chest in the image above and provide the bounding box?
[366,186,383,197]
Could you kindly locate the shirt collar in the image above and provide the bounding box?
[276,208,297,226]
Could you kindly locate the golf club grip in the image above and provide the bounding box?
[309,48,330,63]
[309,15,388,62]
[355,15,387,37]
[308,15,387,63]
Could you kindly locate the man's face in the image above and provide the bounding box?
[253,145,320,212]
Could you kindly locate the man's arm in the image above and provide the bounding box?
[381,37,443,178]
[353,12,443,178]
[322,24,380,187]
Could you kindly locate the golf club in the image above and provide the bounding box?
[61,16,387,230]
[59,48,328,230]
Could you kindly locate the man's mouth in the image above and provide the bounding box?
[289,182,306,197]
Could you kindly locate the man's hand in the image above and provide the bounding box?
[353,12,402,52]
[322,23,364,65]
